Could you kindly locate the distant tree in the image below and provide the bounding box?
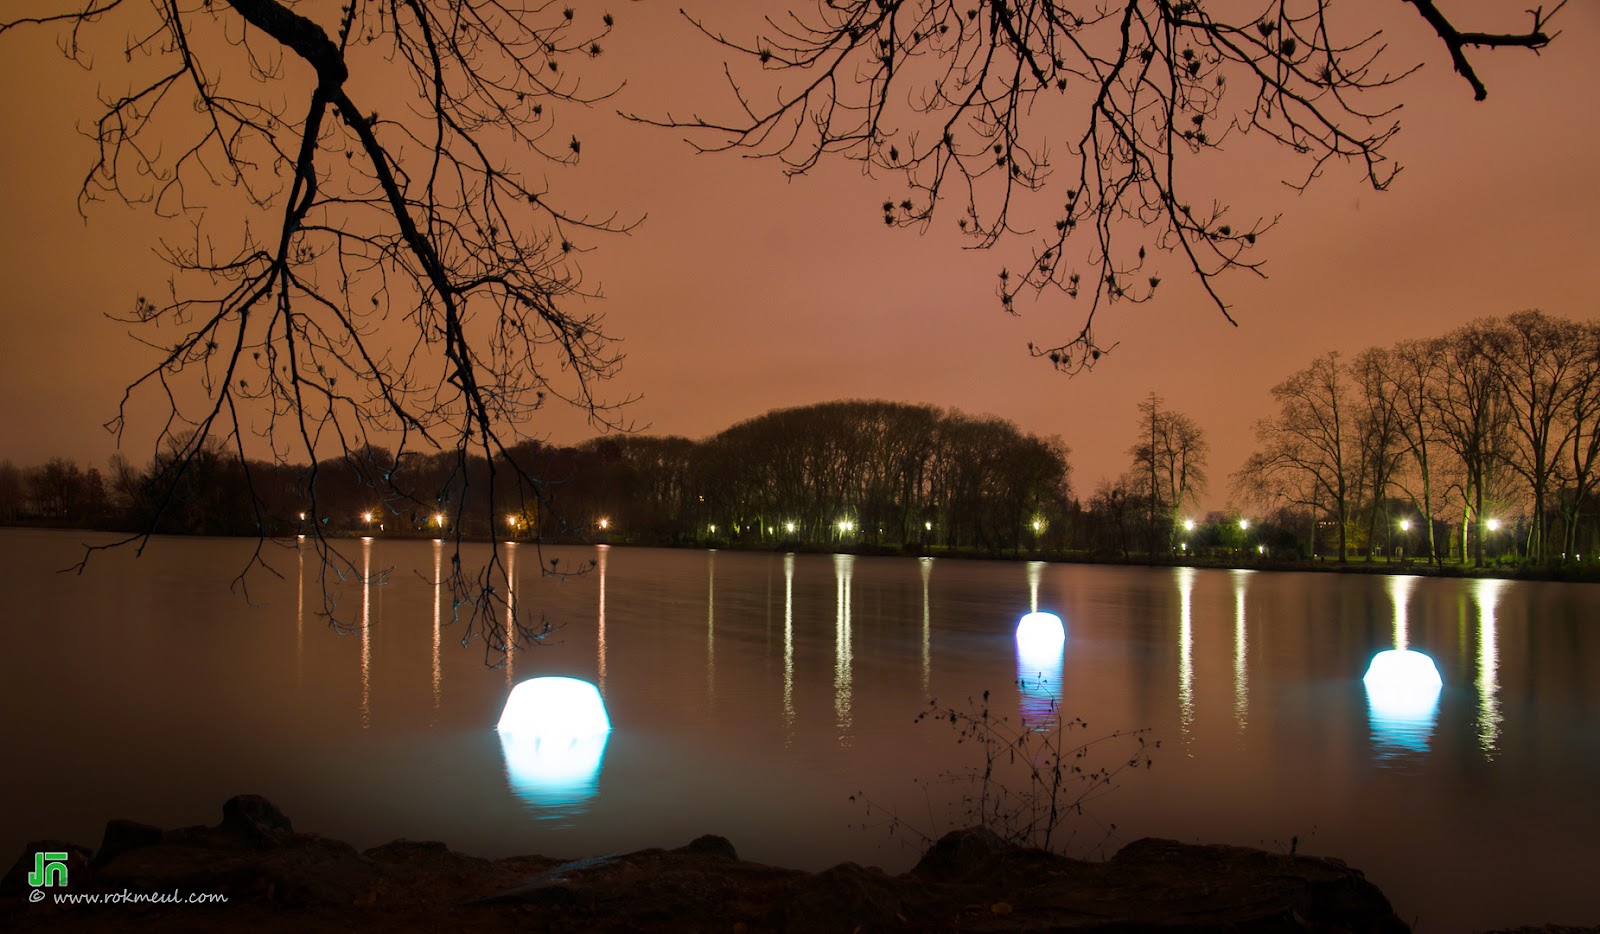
[1385,338,1447,565]
[1236,351,1355,561]
[1431,321,1512,567]
[0,461,24,523]
[652,0,1564,371]
[1558,323,1600,558]
[1350,347,1405,561]
[1127,393,1207,557]
[1484,311,1593,564]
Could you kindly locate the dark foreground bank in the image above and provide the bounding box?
[4,795,1591,933]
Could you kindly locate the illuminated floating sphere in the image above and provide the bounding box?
[498,676,611,736]
[1015,611,1066,658]
[497,677,612,812]
[1362,649,1443,723]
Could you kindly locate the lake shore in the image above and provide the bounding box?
[8,519,1597,583]
[5,795,1595,933]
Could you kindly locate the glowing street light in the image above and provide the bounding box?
[433,513,445,527]
[298,512,307,521]
[1183,519,1196,532]
[924,520,932,531]
[1399,519,1411,532]
[362,511,375,524]
[708,524,716,534]
[1239,518,1250,531]
[838,519,854,532]
[785,521,797,534]
[1031,518,1044,533]
[1486,518,1501,532]
[598,517,610,531]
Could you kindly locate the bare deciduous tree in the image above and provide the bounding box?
[643,0,1564,372]
[1236,350,1353,561]
[1127,393,1206,556]
[2,0,637,658]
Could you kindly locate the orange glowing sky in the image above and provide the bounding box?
[1,0,1596,510]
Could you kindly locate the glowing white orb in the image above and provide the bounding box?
[498,676,611,735]
[1016,611,1065,651]
[497,677,612,812]
[1363,649,1443,756]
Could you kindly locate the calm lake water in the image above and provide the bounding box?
[3,528,1598,930]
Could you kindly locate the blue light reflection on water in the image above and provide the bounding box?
[497,676,612,818]
[1015,611,1064,726]
[1363,648,1443,758]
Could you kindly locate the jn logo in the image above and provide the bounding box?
[28,852,68,888]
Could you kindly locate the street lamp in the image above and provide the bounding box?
[1238,517,1250,530]
[1183,519,1196,532]
[598,517,609,531]
[785,521,797,534]
[433,513,445,527]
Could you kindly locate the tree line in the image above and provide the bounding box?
[6,311,1597,569]
[1234,311,1600,568]
[0,401,1074,553]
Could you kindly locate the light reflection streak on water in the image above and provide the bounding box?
[361,537,372,729]
[296,541,304,691]
[432,539,442,718]
[1177,567,1195,736]
[920,557,933,697]
[707,551,716,703]
[505,543,517,687]
[1232,569,1249,731]
[783,554,795,730]
[1027,560,1044,613]
[596,545,609,696]
[834,554,854,742]
[1389,574,1417,649]
[1475,578,1506,759]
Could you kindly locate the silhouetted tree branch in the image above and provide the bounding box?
[638,0,1562,373]
[2,0,638,659]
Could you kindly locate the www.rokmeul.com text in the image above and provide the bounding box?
[32,889,228,906]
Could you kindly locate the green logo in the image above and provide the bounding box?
[28,852,68,888]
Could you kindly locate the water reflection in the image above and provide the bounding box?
[707,551,716,702]
[1027,560,1044,613]
[1176,567,1196,736]
[497,676,611,818]
[834,554,854,741]
[596,545,609,696]
[296,540,305,691]
[432,539,442,718]
[505,543,517,686]
[1475,578,1507,759]
[1364,575,1441,759]
[783,553,795,730]
[1231,570,1250,731]
[920,557,933,697]
[1015,611,1064,728]
[361,537,372,729]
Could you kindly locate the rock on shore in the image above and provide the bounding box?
[1,793,1424,931]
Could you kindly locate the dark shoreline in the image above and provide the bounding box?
[7,521,1597,584]
[6,795,1595,933]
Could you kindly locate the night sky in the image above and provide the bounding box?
[1,0,1596,510]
